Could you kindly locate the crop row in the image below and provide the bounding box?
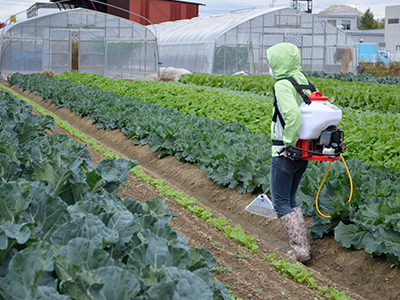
[8,73,400,264]
[9,73,273,194]
[56,72,273,136]
[0,89,230,299]
[57,72,400,171]
[302,70,400,86]
[179,73,400,114]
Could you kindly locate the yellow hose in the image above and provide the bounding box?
[315,155,353,218]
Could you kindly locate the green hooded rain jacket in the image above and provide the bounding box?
[266,43,313,157]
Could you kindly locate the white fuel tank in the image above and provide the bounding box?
[298,92,342,139]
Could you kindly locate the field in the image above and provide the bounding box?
[1,72,400,300]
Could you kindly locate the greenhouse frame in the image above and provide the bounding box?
[0,8,159,80]
[150,7,357,75]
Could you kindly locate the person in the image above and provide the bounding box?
[266,43,312,262]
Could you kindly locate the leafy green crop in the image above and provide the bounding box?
[0,90,230,300]
[302,70,400,86]
[297,158,400,264]
[9,73,273,193]
[267,253,316,288]
[179,73,274,96]
[57,72,274,136]
[0,91,55,145]
[267,253,355,300]
[8,73,400,264]
[179,73,400,114]
[309,77,400,114]
[55,72,400,170]
[339,108,400,169]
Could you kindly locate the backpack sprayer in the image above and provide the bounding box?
[246,77,353,219]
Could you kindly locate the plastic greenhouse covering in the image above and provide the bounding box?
[0,8,159,80]
[149,7,357,75]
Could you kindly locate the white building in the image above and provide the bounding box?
[318,10,358,31]
[385,5,400,61]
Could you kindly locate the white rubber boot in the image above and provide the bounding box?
[279,211,311,262]
[293,206,311,252]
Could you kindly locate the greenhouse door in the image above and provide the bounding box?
[49,29,105,75]
[70,31,79,72]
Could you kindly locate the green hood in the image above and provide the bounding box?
[266,43,302,80]
[267,43,311,156]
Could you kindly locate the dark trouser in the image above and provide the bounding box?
[270,156,308,218]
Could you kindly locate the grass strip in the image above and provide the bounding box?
[266,253,355,300]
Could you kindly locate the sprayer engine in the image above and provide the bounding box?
[288,125,346,161]
[319,125,345,154]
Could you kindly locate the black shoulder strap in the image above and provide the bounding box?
[281,77,316,105]
[272,76,316,130]
[272,87,286,127]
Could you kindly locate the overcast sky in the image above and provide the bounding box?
[0,0,397,24]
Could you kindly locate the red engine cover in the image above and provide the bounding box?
[295,140,340,161]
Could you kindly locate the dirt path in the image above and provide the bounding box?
[5,83,400,299]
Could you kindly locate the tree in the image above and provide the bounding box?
[377,18,385,29]
[359,8,378,30]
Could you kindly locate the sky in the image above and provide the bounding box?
[0,0,397,24]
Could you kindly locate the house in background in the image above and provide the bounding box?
[317,5,360,31]
[316,5,396,64]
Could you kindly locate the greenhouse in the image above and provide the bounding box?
[150,7,357,75]
[0,8,159,80]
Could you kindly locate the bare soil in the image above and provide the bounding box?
[5,84,400,300]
